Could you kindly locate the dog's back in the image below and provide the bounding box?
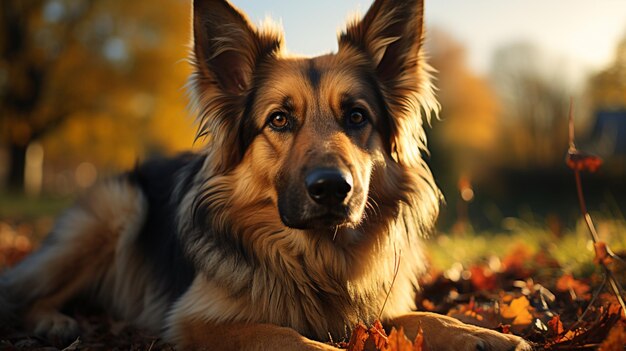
[0,153,203,340]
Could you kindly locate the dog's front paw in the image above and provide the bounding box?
[389,312,531,351]
[28,311,80,346]
[466,328,531,351]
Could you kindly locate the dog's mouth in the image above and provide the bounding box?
[279,205,355,230]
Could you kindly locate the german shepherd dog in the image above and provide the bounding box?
[1,0,529,350]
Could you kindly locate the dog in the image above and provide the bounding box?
[0,0,530,350]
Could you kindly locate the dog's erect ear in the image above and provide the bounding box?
[339,0,438,168]
[340,0,424,85]
[191,0,283,172]
[192,0,281,95]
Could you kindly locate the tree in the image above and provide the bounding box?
[428,30,501,176]
[489,43,572,169]
[0,0,195,192]
[588,35,626,110]
[426,30,501,230]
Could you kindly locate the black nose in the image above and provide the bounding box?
[305,168,353,206]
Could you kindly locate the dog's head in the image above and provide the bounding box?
[190,0,439,234]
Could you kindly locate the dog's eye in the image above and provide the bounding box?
[268,112,290,131]
[346,109,368,128]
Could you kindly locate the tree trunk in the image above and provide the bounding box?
[7,142,27,191]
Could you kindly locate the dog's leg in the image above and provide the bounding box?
[167,319,340,351]
[0,180,145,344]
[165,275,340,351]
[387,312,531,351]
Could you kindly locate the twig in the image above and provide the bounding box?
[377,248,402,321]
[568,100,626,318]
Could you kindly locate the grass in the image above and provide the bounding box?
[426,216,626,278]
[0,192,71,219]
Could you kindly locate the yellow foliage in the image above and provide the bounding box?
[500,296,533,326]
[37,0,198,172]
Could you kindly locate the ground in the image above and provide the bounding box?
[0,194,625,350]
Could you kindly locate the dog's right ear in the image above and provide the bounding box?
[192,0,282,95]
[191,0,283,171]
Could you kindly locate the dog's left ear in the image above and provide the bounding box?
[339,0,438,168]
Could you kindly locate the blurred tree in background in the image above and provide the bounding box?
[489,43,572,170]
[0,0,195,193]
[428,30,500,179]
[585,36,626,173]
[589,37,626,110]
[1,1,625,230]
[426,30,501,230]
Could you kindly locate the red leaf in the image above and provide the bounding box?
[386,327,414,351]
[369,320,388,350]
[556,274,591,300]
[599,321,626,351]
[548,315,564,341]
[566,150,603,173]
[593,242,614,266]
[413,327,425,351]
[497,324,511,334]
[469,265,497,291]
[347,323,369,351]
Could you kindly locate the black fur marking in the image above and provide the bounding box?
[127,153,201,301]
[307,60,321,89]
[238,86,262,157]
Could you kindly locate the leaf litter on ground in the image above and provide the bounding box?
[1,219,625,350]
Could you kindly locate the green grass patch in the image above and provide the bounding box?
[0,192,72,219]
[427,217,626,277]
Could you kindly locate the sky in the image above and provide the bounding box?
[230,0,626,87]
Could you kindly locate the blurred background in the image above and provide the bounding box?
[1,0,626,262]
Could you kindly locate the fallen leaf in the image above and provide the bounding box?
[599,321,625,351]
[501,244,533,277]
[497,324,511,334]
[556,274,591,300]
[369,320,388,350]
[413,327,424,351]
[500,296,533,326]
[469,265,497,291]
[386,327,414,351]
[547,315,564,341]
[594,242,614,266]
[347,323,368,351]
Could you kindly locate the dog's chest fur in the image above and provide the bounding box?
[169,228,421,341]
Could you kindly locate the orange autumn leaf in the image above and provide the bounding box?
[469,265,497,291]
[500,296,533,326]
[556,274,591,300]
[347,323,369,351]
[548,315,564,341]
[385,327,414,351]
[599,322,626,351]
[413,327,425,351]
[369,320,388,350]
[501,244,532,275]
[498,324,511,334]
[594,242,614,266]
[565,150,603,173]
